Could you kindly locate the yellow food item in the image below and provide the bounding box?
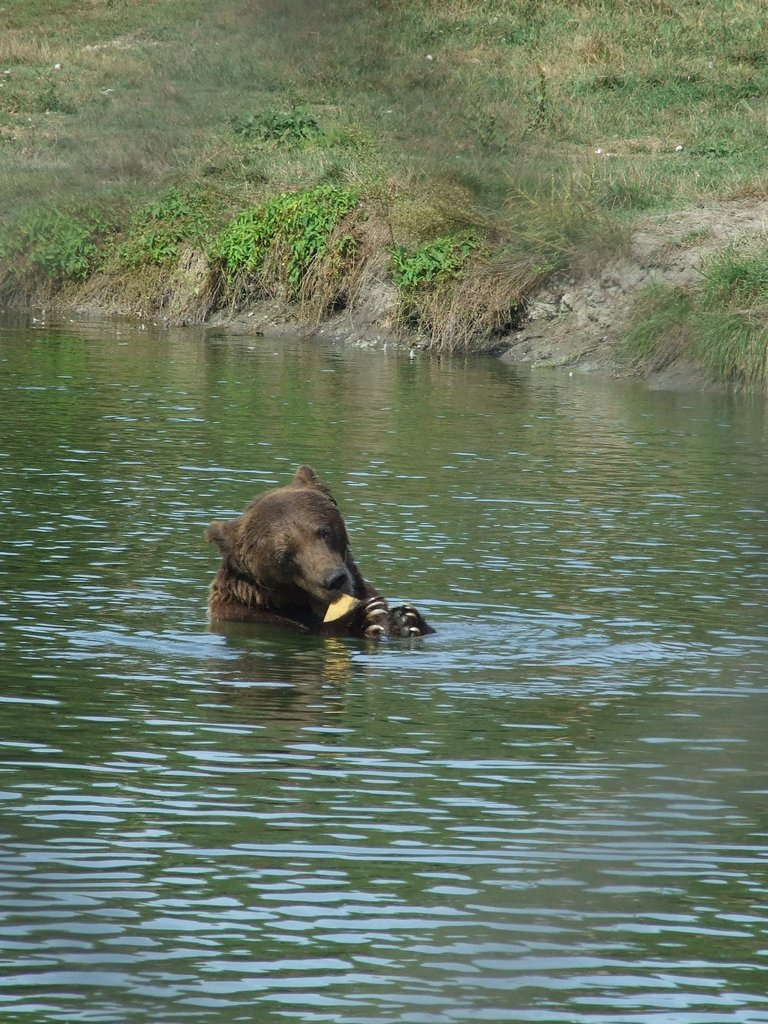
[323,593,361,623]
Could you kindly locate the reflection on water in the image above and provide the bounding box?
[0,320,767,1024]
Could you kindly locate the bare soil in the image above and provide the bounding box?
[498,198,768,390]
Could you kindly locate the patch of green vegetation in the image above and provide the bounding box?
[696,248,768,387]
[230,107,322,145]
[622,285,693,371]
[210,184,358,296]
[0,206,112,283]
[119,187,215,268]
[704,247,768,304]
[623,247,768,389]
[390,235,482,293]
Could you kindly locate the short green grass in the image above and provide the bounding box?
[2,0,768,374]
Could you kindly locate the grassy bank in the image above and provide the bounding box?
[623,242,768,389]
[2,0,768,372]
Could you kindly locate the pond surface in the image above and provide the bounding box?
[1,319,767,1024]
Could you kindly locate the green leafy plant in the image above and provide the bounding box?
[693,139,739,158]
[35,79,76,115]
[210,185,358,295]
[1,208,109,282]
[119,187,213,268]
[229,107,322,145]
[390,235,482,293]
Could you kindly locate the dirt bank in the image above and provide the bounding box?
[15,198,768,393]
[498,198,768,390]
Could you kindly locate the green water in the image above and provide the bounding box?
[1,319,767,1024]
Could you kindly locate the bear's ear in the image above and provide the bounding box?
[293,464,339,506]
[293,465,319,488]
[206,519,238,555]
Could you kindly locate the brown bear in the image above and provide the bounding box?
[206,465,433,639]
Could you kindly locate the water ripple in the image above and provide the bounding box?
[1,325,767,1023]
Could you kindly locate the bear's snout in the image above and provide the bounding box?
[323,566,352,595]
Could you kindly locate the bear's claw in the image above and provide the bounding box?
[361,596,389,639]
[389,603,430,639]
[360,598,430,640]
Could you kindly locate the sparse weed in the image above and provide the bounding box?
[34,78,76,115]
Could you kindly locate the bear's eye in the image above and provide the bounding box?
[317,526,332,542]
[277,549,293,569]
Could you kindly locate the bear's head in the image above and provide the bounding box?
[206,465,359,616]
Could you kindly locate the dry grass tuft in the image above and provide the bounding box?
[160,247,220,325]
[0,32,57,64]
[73,248,218,324]
[401,253,548,352]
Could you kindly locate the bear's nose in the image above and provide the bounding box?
[323,568,350,594]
